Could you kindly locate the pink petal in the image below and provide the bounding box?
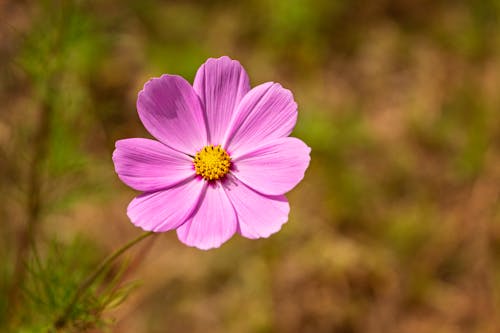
[176,181,237,250]
[137,74,207,154]
[223,175,289,239]
[193,56,250,144]
[232,137,311,195]
[113,138,194,192]
[223,82,297,155]
[127,177,205,232]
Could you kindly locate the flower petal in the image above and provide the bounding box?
[137,74,207,154]
[127,177,205,232]
[232,137,311,195]
[113,138,194,192]
[223,175,289,239]
[223,82,297,155]
[176,181,237,250]
[193,56,250,144]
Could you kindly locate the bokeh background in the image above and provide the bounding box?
[1,0,500,332]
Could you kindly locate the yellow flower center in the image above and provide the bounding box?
[193,145,231,181]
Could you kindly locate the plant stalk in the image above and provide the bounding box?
[54,231,156,329]
[8,90,53,314]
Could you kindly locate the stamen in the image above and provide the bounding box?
[193,145,231,181]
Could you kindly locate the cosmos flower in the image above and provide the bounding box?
[112,56,311,249]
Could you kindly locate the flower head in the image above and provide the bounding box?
[112,56,311,250]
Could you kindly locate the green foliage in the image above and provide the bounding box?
[7,236,136,332]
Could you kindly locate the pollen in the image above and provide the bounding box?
[193,145,231,181]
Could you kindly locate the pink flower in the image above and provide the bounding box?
[112,56,311,250]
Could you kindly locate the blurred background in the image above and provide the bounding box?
[1,0,500,332]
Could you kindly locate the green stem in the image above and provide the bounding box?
[54,231,156,329]
[8,82,54,317]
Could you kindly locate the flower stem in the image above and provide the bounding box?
[54,231,156,329]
